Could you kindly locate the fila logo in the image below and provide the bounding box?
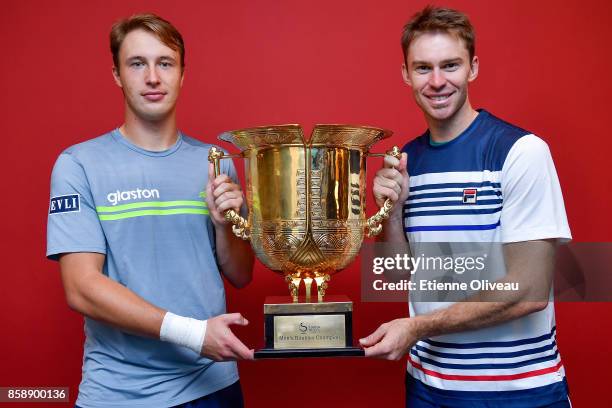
[49,194,80,214]
[462,188,478,204]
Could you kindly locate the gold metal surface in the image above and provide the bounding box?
[263,295,352,314]
[273,315,346,349]
[209,124,397,300]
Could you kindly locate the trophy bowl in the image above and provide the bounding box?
[209,124,397,302]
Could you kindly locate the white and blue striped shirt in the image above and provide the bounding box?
[402,110,572,404]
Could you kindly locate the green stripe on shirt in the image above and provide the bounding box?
[96,200,206,213]
[98,208,209,221]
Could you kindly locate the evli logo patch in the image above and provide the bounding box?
[462,188,478,204]
[49,194,80,214]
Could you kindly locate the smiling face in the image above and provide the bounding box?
[112,29,184,123]
[402,31,478,126]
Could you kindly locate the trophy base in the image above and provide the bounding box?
[255,347,364,359]
[254,295,364,359]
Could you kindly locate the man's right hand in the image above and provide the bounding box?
[201,313,254,361]
[373,152,409,216]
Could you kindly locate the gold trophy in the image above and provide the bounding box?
[208,124,398,358]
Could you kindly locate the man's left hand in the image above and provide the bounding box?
[206,163,244,226]
[359,318,419,360]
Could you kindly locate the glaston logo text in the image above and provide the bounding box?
[107,188,160,205]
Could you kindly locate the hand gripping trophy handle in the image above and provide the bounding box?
[208,145,402,240]
[207,146,250,240]
[365,146,402,237]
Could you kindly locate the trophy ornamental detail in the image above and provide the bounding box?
[208,124,399,303]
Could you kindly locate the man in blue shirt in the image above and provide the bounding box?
[47,14,254,407]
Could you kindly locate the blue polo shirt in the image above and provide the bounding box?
[47,129,239,408]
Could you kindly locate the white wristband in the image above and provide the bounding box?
[159,312,207,354]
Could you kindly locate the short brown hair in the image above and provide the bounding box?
[401,6,475,65]
[110,13,185,71]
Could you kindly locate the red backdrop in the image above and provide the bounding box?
[2,0,611,406]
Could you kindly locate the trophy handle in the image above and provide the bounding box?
[207,146,250,240]
[365,146,402,237]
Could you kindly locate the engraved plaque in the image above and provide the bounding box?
[273,315,346,349]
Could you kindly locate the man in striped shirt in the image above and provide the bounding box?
[361,6,572,407]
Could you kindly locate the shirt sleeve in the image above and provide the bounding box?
[46,152,107,260]
[500,134,572,243]
[219,152,249,217]
[220,153,239,184]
